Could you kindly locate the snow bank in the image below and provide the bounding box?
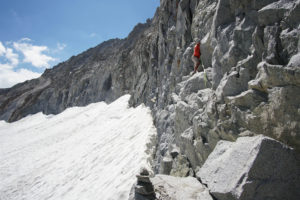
[0,95,156,200]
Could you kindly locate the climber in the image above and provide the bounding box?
[192,38,201,75]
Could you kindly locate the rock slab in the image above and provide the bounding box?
[151,175,213,200]
[196,135,300,200]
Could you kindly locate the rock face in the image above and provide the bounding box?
[1,0,300,196]
[196,135,300,200]
[150,0,300,175]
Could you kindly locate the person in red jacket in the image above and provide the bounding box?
[192,38,201,75]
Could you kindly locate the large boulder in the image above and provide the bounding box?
[258,0,294,26]
[196,135,300,200]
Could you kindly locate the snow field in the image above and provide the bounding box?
[0,95,156,200]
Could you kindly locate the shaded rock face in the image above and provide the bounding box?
[1,0,300,188]
[196,135,300,200]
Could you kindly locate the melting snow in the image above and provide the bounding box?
[0,95,156,200]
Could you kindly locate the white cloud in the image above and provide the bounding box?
[5,48,19,66]
[13,40,55,68]
[0,38,65,88]
[57,42,66,51]
[50,43,67,55]
[0,42,6,56]
[20,38,32,42]
[0,42,19,66]
[0,67,41,88]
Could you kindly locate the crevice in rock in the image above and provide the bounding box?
[102,74,112,91]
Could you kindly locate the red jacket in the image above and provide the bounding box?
[194,43,201,58]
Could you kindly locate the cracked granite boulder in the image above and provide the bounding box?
[197,135,300,200]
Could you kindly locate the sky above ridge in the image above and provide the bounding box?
[0,0,160,88]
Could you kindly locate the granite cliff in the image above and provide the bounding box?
[1,0,300,199]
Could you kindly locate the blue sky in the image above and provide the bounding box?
[0,0,160,88]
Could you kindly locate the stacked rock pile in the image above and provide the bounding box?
[134,168,156,200]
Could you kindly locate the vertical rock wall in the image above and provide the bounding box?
[139,0,300,174]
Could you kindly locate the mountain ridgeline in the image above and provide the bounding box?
[1,0,300,199]
[0,20,153,122]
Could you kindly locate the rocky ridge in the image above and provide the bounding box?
[1,0,300,199]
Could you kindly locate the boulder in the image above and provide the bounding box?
[248,61,300,92]
[287,53,300,68]
[179,70,212,99]
[196,135,300,200]
[159,156,173,175]
[151,175,213,200]
[282,0,300,28]
[170,154,191,177]
[216,68,250,101]
[226,89,267,110]
[252,86,300,149]
[258,0,294,26]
